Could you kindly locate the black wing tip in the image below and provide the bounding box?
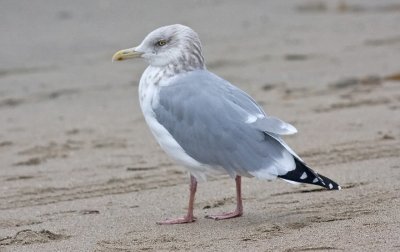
[278,158,341,190]
[318,174,341,190]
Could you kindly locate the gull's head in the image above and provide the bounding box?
[112,24,205,69]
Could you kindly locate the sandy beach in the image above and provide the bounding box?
[1,0,400,251]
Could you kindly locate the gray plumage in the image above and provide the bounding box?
[154,70,297,180]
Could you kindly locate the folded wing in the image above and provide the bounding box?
[153,70,298,180]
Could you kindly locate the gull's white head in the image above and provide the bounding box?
[113,24,205,69]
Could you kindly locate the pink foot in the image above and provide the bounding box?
[205,209,243,220]
[156,215,197,225]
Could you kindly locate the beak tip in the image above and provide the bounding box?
[112,47,141,62]
[111,57,120,62]
[111,53,122,62]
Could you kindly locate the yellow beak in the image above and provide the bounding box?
[112,47,143,62]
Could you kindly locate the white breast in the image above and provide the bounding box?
[138,67,212,181]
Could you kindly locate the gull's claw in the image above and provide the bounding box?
[205,209,242,220]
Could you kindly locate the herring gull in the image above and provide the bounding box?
[112,24,340,225]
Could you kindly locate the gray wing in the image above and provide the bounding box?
[154,70,296,179]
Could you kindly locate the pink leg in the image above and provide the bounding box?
[157,175,197,225]
[205,176,243,220]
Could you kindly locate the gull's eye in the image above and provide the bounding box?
[156,39,167,46]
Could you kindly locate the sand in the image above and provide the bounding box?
[1,0,400,251]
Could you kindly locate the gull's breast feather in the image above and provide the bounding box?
[138,66,216,181]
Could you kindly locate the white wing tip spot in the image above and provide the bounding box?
[300,172,307,180]
[312,178,318,183]
[287,124,298,134]
[329,183,333,189]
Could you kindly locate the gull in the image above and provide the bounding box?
[112,24,340,225]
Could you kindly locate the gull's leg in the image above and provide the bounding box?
[205,176,243,220]
[157,175,197,225]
